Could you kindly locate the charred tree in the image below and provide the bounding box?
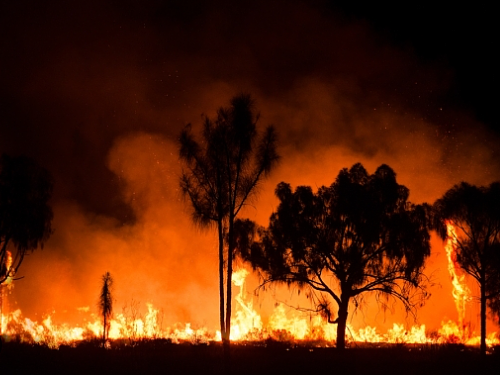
[238,163,431,349]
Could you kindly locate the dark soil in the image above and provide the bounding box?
[1,339,499,375]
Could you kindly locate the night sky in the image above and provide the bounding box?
[1,0,499,330]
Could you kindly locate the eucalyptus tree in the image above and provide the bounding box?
[239,163,431,349]
[434,182,500,355]
[179,94,279,350]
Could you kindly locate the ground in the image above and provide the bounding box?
[1,340,499,374]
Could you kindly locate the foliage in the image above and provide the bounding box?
[179,94,279,347]
[240,163,431,349]
[433,181,500,354]
[0,154,53,285]
[486,243,500,324]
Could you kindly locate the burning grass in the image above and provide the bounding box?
[3,305,499,351]
[1,221,499,367]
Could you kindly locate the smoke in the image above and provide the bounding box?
[11,134,220,327]
[2,0,499,332]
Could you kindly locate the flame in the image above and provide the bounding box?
[444,221,472,340]
[1,250,14,286]
[1,305,219,348]
[1,266,498,349]
[230,268,263,340]
[1,251,14,333]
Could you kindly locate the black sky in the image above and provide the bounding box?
[1,0,498,222]
[336,3,497,126]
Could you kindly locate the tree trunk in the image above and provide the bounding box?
[336,297,349,350]
[225,213,235,341]
[103,315,107,348]
[480,272,487,355]
[217,218,226,341]
[223,214,235,374]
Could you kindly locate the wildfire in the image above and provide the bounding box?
[1,262,498,349]
[1,251,14,334]
[230,268,263,340]
[444,221,472,340]
[3,250,14,285]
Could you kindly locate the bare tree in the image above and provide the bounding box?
[239,164,431,349]
[98,272,114,347]
[179,94,279,356]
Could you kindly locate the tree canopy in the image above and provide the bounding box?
[178,94,279,350]
[239,163,431,349]
[0,154,53,285]
[433,181,500,355]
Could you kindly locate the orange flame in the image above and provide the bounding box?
[2,250,14,285]
[1,251,14,334]
[230,268,263,340]
[1,266,498,348]
[444,221,471,340]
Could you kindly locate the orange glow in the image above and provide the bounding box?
[444,221,472,341]
[1,251,14,333]
[2,266,498,349]
[230,268,263,340]
[3,250,14,285]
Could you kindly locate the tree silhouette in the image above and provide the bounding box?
[0,154,53,341]
[179,94,279,354]
[0,154,53,284]
[433,181,500,355]
[239,163,431,349]
[0,250,13,339]
[99,272,114,347]
[487,244,500,325]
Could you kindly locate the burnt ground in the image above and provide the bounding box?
[1,339,499,375]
